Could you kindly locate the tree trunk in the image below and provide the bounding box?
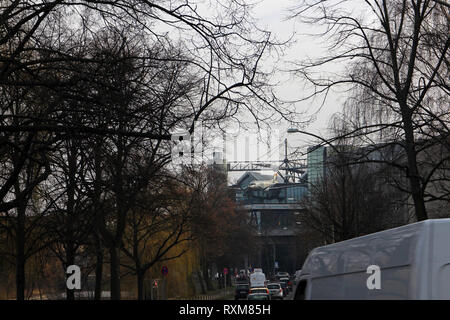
[109,246,121,300]
[401,106,428,221]
[65,246,75,300]
[137,271,144,300]
[15,202,26,300]
[93,142,104,300]
[94,236,103,300]
[15,242,25,300]
[203,260,214,291]
[66,142,76,301]
[218,273,223,289]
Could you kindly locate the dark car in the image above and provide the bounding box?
[279,277,291,293]
[286,277,294,291]
[234,283,250,300]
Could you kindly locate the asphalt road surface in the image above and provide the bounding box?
[285,290,294,300]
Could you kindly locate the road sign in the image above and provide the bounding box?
[162,266,168,276]
[223,268,228,275]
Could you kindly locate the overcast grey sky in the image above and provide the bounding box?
[253,0,346,133]
[222,1,345,169]
[170,1,357,183]
[224,0,352,183]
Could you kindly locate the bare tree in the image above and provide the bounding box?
[300,144,410,244]
[183,165,254,291]
[1,0,297,235]
[291,0,449,221]
[120,174,195,300]
[0,1,303,300]
[42,136,95,300]
[0,82,55,300]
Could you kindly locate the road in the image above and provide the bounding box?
[285,290,294,300]
[230,289,294,301]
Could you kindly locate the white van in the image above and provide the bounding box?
[250,269,266,288]
[294,219,450,300]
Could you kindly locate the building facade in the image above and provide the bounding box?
[231,172,308,276]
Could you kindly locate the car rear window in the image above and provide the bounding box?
[267,285,279,289]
